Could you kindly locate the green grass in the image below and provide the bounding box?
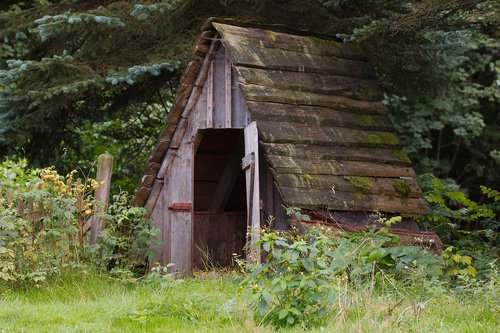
[0,270,498,332]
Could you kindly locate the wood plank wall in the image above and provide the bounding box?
[157,45,254,272]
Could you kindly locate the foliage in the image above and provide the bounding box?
[335,1,500,192]
[441,246,477,278]
[0,159,95,287]
[0,0,497,196]
[0,159,159,288]
[241,228,337,327]
[240,225,443,328]
[419,174,499,281]
[93,191,159,272]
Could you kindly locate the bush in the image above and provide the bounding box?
[92,191,159,272]
[0,159,95,287]
[0,159,159,288]
[240,224,442,328]
[418,174,499,281]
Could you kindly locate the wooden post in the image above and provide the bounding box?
[90,152,113,245]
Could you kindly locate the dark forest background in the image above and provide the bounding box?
[0,0,498,197]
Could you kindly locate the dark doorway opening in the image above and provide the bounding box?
[192,129,247,268]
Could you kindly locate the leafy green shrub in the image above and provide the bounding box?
[240,224,442,328]
[0,159,159,288]
[0,159,95,287]
[241,228,338,327]
[92,191,159,272]
[418,174,499,281]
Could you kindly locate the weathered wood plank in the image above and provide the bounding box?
[194,30,215,57]
[256,121,401,148]
[247,101,393,130]
[244,121,261,263]
[193,212,246,268]
[236,67,383,102]
[149,138,171,163]
[267,155,416,178]
[213,22,366,61]
[162,173,172,265]
[221,34,374,79]
[167,61,202,125]
[166,141,194,274]
[150,191,165,262]
[278,186,428,214]
[239,84,388,115]
[206,60,214,128]
[260,142,412,166]
[231,70,250,128]
[170,118,189,149]
[139,174,155,189]
[133,185,150,206]
[275,174,421,198]
[213,52,226,128]
[225,49,232,128]
[144,179,163,212]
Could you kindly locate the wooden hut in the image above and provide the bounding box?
[134,19,434,274]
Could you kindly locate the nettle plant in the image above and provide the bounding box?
[0,159,97,288]
[94,191,159,273]
[240,227,338,328]
[240,221,442,328]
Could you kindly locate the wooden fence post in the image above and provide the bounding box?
[90,152,113,245]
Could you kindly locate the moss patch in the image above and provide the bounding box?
[357,133,399,145]
[354,192,366,200]
[345,176,372,201]
[301,174,313,181]
[360,114,373,126]
[267,30,278,42]
[393,179,412,199]
[393,149,411,164]
[308,36,337,47]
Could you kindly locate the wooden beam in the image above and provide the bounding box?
[206,60,214,128]
[225,49,232,128]
[244,122,261,263]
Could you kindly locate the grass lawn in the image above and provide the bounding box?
[0,270,498,332]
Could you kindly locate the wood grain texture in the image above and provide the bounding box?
[165,141,194,274]
[246,102,393,129]
[193,212,246,268]
[275,174,421,198]
[279,186,428,214]
[260,143,411,166]
[240,84,388,114]
[236,67,383,102]
[256,121,401,148]
[213,22,366,61]
[244,122,261,263]
[266,155,416,178]
[135,22,427,219]
[227,43,374,79]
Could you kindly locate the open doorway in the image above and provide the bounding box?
[192,129,247,268]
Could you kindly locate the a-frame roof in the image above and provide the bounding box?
[134,19,427,215]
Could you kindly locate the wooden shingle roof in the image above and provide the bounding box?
[134,19,427,215]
